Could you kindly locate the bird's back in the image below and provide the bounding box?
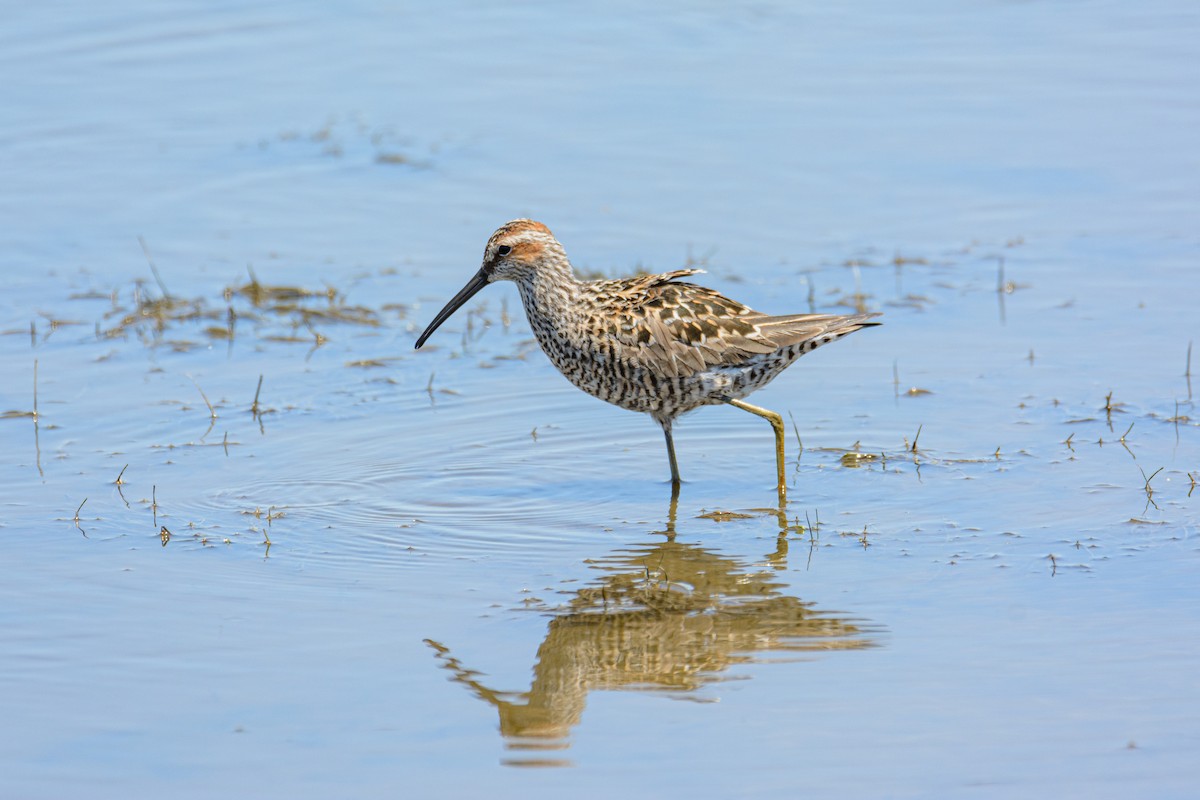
[524,268,878,419]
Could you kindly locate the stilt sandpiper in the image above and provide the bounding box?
[415,220,880,500]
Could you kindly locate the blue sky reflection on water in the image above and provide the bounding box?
[0,2,1197,798]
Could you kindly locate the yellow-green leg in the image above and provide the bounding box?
[726,398,787,502]
[660,419,682,486]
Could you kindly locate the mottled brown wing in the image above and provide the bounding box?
[588,272,781,378]
[588,272,882,379]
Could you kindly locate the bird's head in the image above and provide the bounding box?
[414,219,565,349]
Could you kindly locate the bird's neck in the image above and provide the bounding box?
[515,259,583,335]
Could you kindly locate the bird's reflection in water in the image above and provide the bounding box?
[425,493,877,767]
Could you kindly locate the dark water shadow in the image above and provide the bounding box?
[424,492,880,768]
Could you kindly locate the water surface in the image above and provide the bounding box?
[1,2,1197,798]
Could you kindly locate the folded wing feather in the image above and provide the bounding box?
[591,271,875,379]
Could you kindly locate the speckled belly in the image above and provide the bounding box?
[535,333,804,419]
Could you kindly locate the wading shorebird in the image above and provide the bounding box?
[414,220,880,500]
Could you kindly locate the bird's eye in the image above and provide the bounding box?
[496,245,512,257]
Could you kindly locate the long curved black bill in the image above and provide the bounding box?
[414,268,490,349]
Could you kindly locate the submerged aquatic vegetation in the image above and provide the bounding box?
[89,267,385,348]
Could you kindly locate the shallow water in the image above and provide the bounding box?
[2,2,1198,798]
